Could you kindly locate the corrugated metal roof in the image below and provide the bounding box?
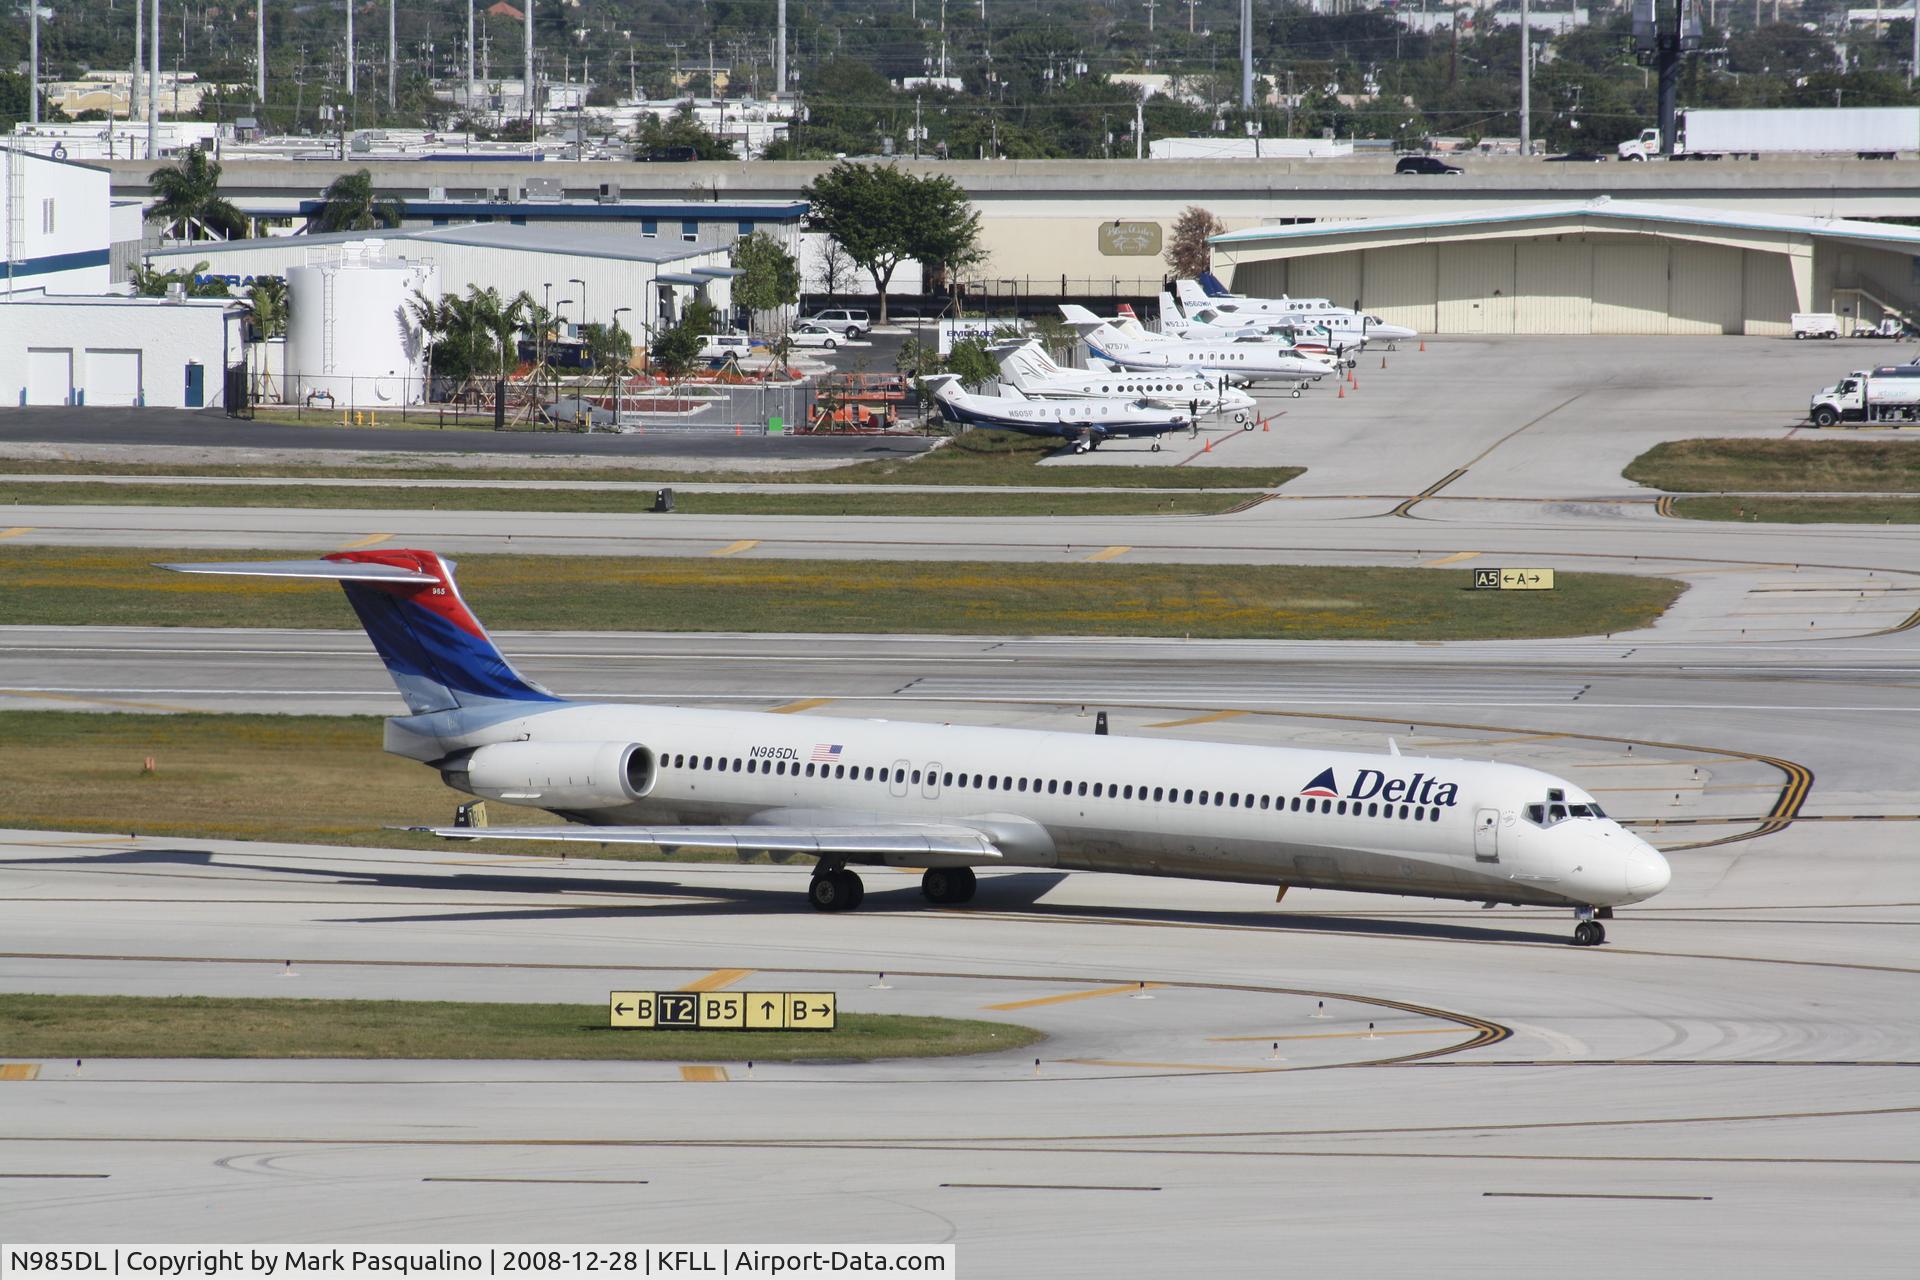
[1209,196,1920,250]
[151,222,725,266]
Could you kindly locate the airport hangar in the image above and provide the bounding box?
[1209,197,1920,337]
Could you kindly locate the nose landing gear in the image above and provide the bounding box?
[1571,906,1606,946]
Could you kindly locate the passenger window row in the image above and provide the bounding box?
[658,753,1444,822]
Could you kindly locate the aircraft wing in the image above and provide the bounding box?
[415,822,1005,861]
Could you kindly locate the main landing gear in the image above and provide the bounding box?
[921,866,976,905]
[1571,906,1607,947]
[808,865,865,912]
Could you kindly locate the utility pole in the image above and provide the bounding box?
[28,0,38,125]
[1519,0,1530,155]
[1134,97,1144,159]
[257,0,266,106]
[135,0,143,123]
[524,0,535,140]
[148,0,159,158]
[1144,0,1156,33]
[388,0,397,112]
[1186,0,1199,34]
[345,0,355,99]
[467,0,475,104]
[1239,0,1253,108]
[776,0,787,97]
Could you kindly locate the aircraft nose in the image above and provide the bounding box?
[1624,843,1672,900]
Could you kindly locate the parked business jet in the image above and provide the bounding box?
[1060,306,1336,387]
[1177,273,1334,314]
[925,375,1188,451]
[1168,283,1419,348]
[162,550,1671,945]
[994,339,1258,422]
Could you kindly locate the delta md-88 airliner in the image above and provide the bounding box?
[164,550,1670,946]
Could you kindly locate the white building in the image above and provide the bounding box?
[0,292,242,407]
[149,222,739,338]
[0,148,118,295]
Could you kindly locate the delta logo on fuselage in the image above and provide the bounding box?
[1299,767,1459,807]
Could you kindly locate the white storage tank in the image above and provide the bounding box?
[286,240,437,408]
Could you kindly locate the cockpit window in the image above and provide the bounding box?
[1568,804,1593,818]
[1528,797,1606,827]
[1548,804,1568,822]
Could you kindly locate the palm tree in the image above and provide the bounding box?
[148,149,245,242]
[243,277,288,340]
[309,169,407,233]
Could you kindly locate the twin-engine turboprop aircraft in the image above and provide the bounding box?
[161,551,1670,945]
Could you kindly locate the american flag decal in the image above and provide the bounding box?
[811,744,845,763]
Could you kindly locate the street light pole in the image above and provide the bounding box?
[1519,0,1531,155]
[568,276,587,328]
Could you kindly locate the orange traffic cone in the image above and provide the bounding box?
[1337,383,1345,399]
[1419,340,1426,352]
[734,425,742,436]
[1261,418,1270,432]
[1380,356,1387,369]
[1202,437,1212,452]
[1351,376,1359,391]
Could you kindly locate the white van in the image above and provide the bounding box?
[805,308,871,337]
[696,333,755,360]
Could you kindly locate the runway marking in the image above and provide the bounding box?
[679,968,754,993]
[1416,732,1565,749]
[678,1065,730,1082]
[1654,496,1678,518]
[0,1064,42,1080]
[711,539,760,557]
[0,1172,108,1178]
[1484,1191,1711,1202]
[0,526,32,539]
[423,1177,650,1185]
[1061,1060,1282,1073]
[1424,551,1481,566]
[1085,545,1131,562]
[769,697,833,714]
[984,982,1166,1011]
[1145,709,1247,729]
[336,533,392,550]
[942,1183,1161,1192]
[1207,1028,1464,1044]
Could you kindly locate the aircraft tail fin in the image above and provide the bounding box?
[1174,279,1211,308]
[1197,270,1233,298]
[158,551,564,715]
[1058,304,1103,333]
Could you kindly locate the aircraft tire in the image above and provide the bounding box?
[922,866,976,905]
[1573,920,1604,947]
[809,869,864,912]
[1150,442,1161,452]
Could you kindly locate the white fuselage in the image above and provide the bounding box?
[414,701,1671,910]
[1080,323,1335,383]
[995,341,1257,415]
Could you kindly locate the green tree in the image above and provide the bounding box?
[803,163,983,324]
[579,320,635,373]
[243,277,288,340]
[945,337,999,387]
[309,169,406,233]
[731,231,801,322]
[1165,206,1226,280]
[650,319,703,380]
[633,106,737,160]
[148,148,246,242]
[407,285,532,388]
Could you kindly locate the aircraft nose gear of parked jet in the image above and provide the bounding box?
[809,864,866,912]
[1572,906,1606,947]
[921,866,977,905]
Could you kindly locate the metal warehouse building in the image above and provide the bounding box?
[1209,197,1920,336]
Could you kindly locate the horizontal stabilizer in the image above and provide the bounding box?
[415,822,1006,860]
[157,558,439,583]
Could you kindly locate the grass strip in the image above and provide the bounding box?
[0,994,1042,1061]
[0,430,1304,490]
[0,547,1684,640]
[1624,439,1920,493]
[0,481,1247,518]
[0,711,777,855]
[1669,496,1920,524]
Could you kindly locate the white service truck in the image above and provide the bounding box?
[1808,366,1920,427]
[1618,107,1920,160]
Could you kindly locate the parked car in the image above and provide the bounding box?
[786,322,843,351]
[1395,155,1464,175]
[1544,151,1609,163]
[804,307,872,337]
[696,333,755,361]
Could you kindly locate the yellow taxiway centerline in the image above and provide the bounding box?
[679,1065,730,1082]
[1424,551,1481,566]
[0,527,33,539]
[1145,710,1249,730]
[336,533,393,550]
[1085,545,1131,562]
[984,982,1165,1012]
[712,539,761,557]
[679,968,756,993]
[770,698,834,714]
[1207,1028,1464,1043]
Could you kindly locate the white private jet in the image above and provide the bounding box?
[993,339,1258,423]
[162,550,1672,946]
[1060,306,1336,389]
[1169,281,1420,348]
[924,375,1189,451]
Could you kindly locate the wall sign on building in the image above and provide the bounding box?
[1098,222,1163,256]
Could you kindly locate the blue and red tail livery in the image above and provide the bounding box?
[321,549,562,713]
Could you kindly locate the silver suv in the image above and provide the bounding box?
[805,308,871,337]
